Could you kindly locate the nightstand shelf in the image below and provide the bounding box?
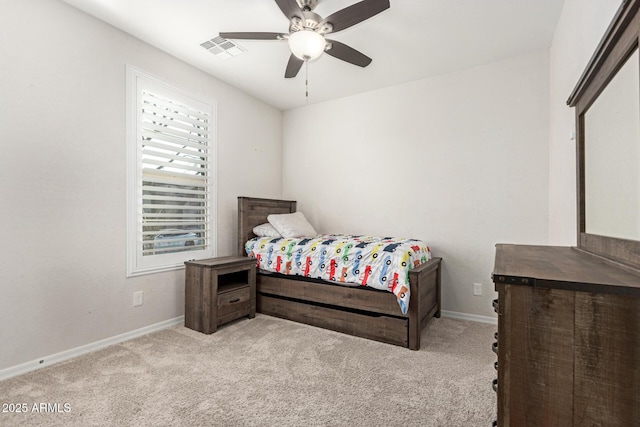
[184,256,256,334]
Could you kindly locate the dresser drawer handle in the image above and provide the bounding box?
[492,341,498,354]
[229,298,240,304]
[492,378,498,393]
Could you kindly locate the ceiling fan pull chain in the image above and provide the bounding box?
[305,60,309,103]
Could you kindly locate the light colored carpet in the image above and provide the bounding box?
[0,314,497,426]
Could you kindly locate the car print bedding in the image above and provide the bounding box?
[245,234,432,315]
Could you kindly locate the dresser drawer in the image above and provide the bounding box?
[217,285,251,323]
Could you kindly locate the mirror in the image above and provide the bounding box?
[584,49,640,240]
[568,0,640,270]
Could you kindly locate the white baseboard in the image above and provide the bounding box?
[0,316,184,382]
[441,310,497,325]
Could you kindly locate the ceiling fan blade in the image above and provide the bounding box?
[325,40,372,67]
[285,54,304,78]
[274,0,303,21]
[319,0,390,34]
[219,32,284,40]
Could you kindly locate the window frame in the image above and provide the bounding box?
[126,65,217,277]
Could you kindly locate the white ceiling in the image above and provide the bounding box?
[61,0,565,110]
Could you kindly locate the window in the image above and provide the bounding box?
[126,66,216,276]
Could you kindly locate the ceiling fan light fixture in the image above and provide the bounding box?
[288,30,326,60]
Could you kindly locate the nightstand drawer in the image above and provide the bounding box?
[217,285,251,323]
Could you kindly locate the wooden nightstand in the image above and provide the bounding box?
[184,256,256,334]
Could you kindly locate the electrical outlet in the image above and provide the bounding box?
[473,283,482,296]
[133,291,144,307]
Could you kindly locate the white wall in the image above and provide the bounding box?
[0,0,282,370]
[283,51,550,318]
[1,0,625,373]
[547,0,622,245]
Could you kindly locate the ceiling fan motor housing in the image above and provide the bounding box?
[290,10,331,33]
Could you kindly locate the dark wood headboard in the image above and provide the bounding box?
[237,197,297,256]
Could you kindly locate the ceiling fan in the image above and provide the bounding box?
[219,0,390,78]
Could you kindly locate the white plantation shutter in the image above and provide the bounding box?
[127,66,216,276]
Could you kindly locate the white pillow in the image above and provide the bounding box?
[252,223,282,238]
[267,212,317,238]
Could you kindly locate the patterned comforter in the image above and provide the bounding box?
[245,234,432,315]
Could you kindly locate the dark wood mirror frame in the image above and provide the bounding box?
[567,0,640,270]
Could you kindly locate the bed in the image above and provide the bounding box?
[237,196,442,350]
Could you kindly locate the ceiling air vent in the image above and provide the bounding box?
[200,36,246,60]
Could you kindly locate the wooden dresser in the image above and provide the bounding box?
[492,244,640,427]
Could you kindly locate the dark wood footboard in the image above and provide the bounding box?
[407,257,442,350]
